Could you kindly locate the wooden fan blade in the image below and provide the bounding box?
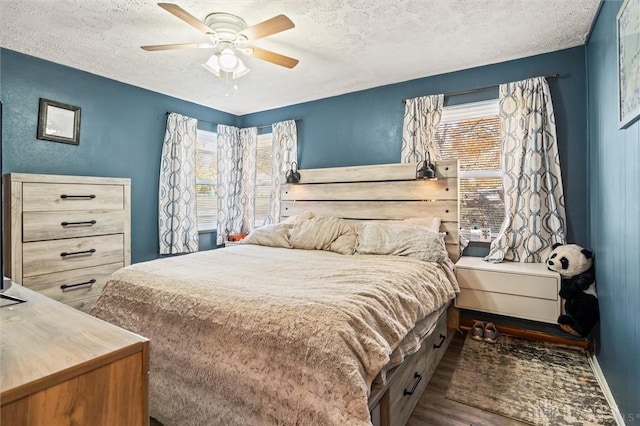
[158,3,212,34]
[250,47,299,69]
[141,42,213,51]
[239,14,294,41]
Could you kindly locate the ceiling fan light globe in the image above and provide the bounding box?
[219,49,239,71]
[202,54,222,77]
[232,59,250,79]
[203,55,250,80]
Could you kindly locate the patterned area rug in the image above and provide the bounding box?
[446,333,616,425]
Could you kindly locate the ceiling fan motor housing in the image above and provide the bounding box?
[205,13,248,42]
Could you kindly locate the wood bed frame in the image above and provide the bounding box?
[281,160,460,426]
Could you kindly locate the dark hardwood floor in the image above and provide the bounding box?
[407,330,528,426]
[151,331,526,426]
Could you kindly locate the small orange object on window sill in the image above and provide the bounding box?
[227,233,249,242]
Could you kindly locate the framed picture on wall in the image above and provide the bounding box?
[37,98,81,145]
[617,0,640,129]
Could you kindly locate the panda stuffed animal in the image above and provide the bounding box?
[545,243,599,337]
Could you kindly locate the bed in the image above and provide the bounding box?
[91,160,461,426]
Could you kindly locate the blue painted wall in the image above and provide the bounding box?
[0,49,238,261]
[241,47,589,246]
[587,0,639,418]
[1,46,591,258]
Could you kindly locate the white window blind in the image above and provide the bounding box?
[255,133,273,227]
[195,129,217,232]
[433,99,504,234]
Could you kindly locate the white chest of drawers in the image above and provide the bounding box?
[454,256,561,324]
[2,173,131,312]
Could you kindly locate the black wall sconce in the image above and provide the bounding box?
[285,161,301,184]
[416,151,437,180]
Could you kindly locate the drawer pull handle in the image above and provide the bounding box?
[60,194,96,200]
[433,334,446,349]
[60,248,96,257]
[61,279,96,291]
[403,372,422,396]
[61,220,97,227]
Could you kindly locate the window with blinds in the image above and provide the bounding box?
[255,133,273,227]
[195,129,217,232]
[432,99,504,235]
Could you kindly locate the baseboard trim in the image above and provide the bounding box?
[588,355,625,426]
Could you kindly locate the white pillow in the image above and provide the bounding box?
[240,223,293,248]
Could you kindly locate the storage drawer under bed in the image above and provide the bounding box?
[423,308,449,382]
[387,343,428,425]
[380,306,450,426]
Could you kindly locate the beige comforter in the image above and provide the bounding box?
[92,245,458,426]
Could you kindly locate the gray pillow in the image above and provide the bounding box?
[289,216,357,255]
[356,222,447,262]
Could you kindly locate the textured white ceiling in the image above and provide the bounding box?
[0,0,600,115]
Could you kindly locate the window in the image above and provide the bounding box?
[432,99,504,235]
[196,130,273,231]
[195,129,217,232]
[254,133,273,227]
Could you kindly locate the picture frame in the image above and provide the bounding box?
[37,98,81,145]
[617,0,640,129]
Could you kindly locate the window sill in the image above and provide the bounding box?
[467,240,492,247]
[198,229,216,234]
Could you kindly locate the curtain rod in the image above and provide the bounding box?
[255,119,302,130]
[165,112,302,130]
[401,73,560,104]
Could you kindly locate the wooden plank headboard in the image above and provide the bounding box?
[280,160,460,262]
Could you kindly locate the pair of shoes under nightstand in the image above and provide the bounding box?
[471,320,500,343]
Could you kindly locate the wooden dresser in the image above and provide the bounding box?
[2,173,130,312]
[0,284,149,426]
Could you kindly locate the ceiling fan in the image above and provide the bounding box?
[141,3,299,79]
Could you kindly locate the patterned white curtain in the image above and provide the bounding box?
[216,125,257,244]
[239,127,258,231]
[485,76,567,263]
[401,94,444,163]
[216,125,242,244]
[265,120,297,224]
[158,113,199,254]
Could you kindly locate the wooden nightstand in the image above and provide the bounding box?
[1,285,149,426]
[454,256,561,324]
